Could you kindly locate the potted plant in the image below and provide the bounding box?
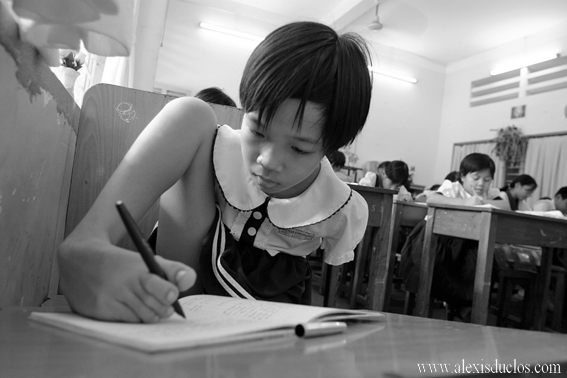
[58,51,83,96]
[492,125,528,164]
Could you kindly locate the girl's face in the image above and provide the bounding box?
[241,99,326,199]
[511,183,536,201]
[377,168,387,188]
[461,168,493,197]
[380,172,394,190]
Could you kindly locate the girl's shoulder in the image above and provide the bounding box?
[437,179,465,198]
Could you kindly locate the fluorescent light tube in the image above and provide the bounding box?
[369,66,417,84]
[199,22,264,42]
[490,53,559,76]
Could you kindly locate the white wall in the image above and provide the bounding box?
[434,22,567,186]
[353,47,446,187]
[155,4,567,190]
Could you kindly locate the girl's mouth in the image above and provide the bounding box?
[255,174,278,189]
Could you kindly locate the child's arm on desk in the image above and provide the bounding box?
[58,98,216,323]
[426,192,510,210]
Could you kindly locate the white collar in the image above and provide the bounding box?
[213,125,353,228]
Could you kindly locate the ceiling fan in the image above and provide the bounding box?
[368,0,384,31]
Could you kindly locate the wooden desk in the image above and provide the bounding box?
[343,166,363,182]
[386,200,428,311]
[325,186,395,311]
[2,306,566,378]
[416,203,567,329]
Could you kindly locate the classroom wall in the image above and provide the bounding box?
[353,47,446,187]
[433,22,567,187]
[155,3,567,190]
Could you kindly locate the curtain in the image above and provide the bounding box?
[524,135,567,207]
[451,142,505,189]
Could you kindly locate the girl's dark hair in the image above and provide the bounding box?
[459,153,495,180]
[239,21,373,154]
[556,186,567,199]
[385,160,410,189]
[444,171,459,182]
[327,150,346,169]
[507,174,537,190]
[195,87,237,107]
[377,161,390,170]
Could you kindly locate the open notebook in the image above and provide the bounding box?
[31,294,383,353]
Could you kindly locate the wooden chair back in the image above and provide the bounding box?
[64,84,244,246]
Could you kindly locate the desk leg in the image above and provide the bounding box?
[416,208,436,318]
[381,204,403,312]
[324,264,341,308]
[349,232,368,308]
[367,227,389,311]
[471,213,496,325]
[534,247,553,330]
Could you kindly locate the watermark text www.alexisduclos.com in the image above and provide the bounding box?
[417,359,562,374]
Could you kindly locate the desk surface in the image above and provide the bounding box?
[2,306,566,378]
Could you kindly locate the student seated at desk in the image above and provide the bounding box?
[499,174,538,211]
[359,160,412,200]
[358,160,389,187]
[399,153,508,321]
[327,150,353,183]
[58,21,372,323]
[414,172,456,202]
[533,186,567,216]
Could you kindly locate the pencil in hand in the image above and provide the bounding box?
[116,201,186,319]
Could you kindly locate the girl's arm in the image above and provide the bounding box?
[426,192,484,207]
[58,97,218,322]
[426,192,510,209]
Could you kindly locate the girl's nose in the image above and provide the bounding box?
[257,146,283,172]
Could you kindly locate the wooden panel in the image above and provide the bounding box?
[470,82,519,97]
[471,69,521,87]
[431,208,484,240]
[495,213,567,248]
[470,92,518,107]
[399,202,427,227]
[349,185,396,227]
[526,81,567,95]
[0,3,80,307]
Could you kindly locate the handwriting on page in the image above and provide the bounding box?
[183,298,281,321]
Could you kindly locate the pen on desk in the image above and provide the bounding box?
[295,321,347,338]
[116,201,186,319]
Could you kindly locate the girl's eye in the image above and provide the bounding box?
[292,146,310,155]
[250,129,264,138]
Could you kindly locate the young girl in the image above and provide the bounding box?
[399,153,507,321]
[358,160,389,187]
[381,160,410,191]
[499,174,537,211]
[58,21,373,323]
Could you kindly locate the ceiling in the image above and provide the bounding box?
[180,0,567,65]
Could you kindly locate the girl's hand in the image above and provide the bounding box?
[463,195,484,207]
[58,240,196,323]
